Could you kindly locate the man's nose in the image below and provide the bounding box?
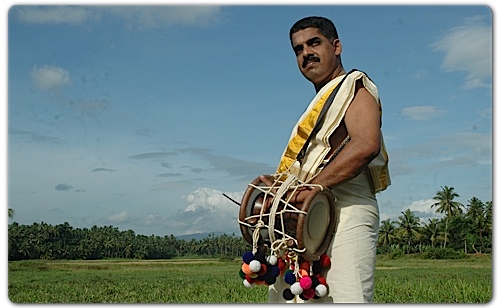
[301,45,314,57]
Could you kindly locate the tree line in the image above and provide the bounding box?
[378,186,492,256]
[8,186,491,261]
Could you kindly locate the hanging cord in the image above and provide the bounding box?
[251,220,265,255]
[268,174,297,244]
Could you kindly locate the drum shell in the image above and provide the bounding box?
[239,176,337,261]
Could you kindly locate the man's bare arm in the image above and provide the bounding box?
[310,81,381,188]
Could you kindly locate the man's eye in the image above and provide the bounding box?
[309,39,321,46]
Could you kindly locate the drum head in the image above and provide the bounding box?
[296,188,337,261]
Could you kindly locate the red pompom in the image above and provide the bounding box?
[303,288,316,299]
[257,263,268,276]
[319,254,331,268]
[299,260,310,271]
[277,258,286,271]
[314,274,327,286]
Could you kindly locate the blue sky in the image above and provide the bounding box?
[4,3,493,237]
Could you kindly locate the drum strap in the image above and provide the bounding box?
[296,69,358,165]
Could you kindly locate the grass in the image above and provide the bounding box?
[8,254,492,303]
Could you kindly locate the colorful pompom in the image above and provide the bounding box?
[299,260,310,271]
[238,269,246,279]
[283,288,295,301]
[284,270,296,285]
[254,251,266,263]
[299,276,312,289]
[315,284,328,297]
[257,263,267,276]
[265,274,277,285]
[241,263,253,275]
[249,260,262,273]
[303,288,316,299]
[315,274,327,286]
[266,255,278,266]
[290,282,303,295]
[270,265,280,277]
[312,261,322,274]
[310,275,319,288]
[277,258,286,271]
[298,268,309,278]
[243,279,253,288]
[319,254,331,268]
[242,251,254,264]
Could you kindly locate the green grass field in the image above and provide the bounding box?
[8,254,492,303]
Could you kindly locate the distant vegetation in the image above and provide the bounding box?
[8,186,491,261]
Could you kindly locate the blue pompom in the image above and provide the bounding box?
[242,251,254,264]
[270,265,280,277]
[284,270,296,285]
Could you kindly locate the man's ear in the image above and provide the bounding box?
[333,39,342,56]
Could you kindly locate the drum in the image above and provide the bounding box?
[239,175,337,261]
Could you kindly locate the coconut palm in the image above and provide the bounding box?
[466,197,487,252]
[431,186,464,247]
[378,219,396,247]
[396,209,421,253]
[8,208,15,219]
[422,218,442,248]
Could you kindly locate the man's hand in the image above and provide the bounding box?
[259,175,314,206]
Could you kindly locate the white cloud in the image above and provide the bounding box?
[183,187,241,213]
[407,199,436,214]
[15,6,91,24]
[431,16,492,89]
[399,106,442,121]
[164,187,243,235]
[30,65,71,91]
[108,211,131,223]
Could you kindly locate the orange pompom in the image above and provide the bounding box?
[298,269,309,277]
[242,263,253,275]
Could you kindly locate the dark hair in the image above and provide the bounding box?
[289,16,339,43]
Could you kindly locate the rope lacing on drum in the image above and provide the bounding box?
[246,172,325,259]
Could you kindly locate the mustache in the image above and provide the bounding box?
[302,55,320,68]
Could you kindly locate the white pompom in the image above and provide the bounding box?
[290,282,303,295]
[315,284,328,297]
[266,255,278,266]
[243,279,254,288]
[249,260,261,273]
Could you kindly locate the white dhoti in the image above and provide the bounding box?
[268,170,379,303]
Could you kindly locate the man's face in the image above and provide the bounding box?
[291,27,341,87]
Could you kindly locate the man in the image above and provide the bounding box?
[263,16,390,303]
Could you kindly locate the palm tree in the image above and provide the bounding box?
[378,219,396,247]
[396,209,421,253]
[8,208,15,219]
[422,218,442,248]
[431,186,464,247]
[484,201,492,237]
[466,197,486,253]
